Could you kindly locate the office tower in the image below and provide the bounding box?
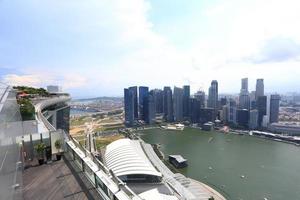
[183,85,190,119]
[163,87,174,122]
[257,96,267,127]
[250,91,256,101]
[270,94,280,123]
[152,89,164,113]
[194,90,206,108]
[228,99,237,124]
[239,78,250,110]
[236,109,249,128]
[144,92,155,124]
[173,86,184,121]
[250,100,257,110]
[189,98,201,123]
[239,90,250,110]
[256,79,264,100]
[249,109,258,129]
[222,105,228,123]
[129,86,138,119]
[241,78,248,92]
[124,88,135,126]
[139,86,149,120]
[199,108,215,123]
[207,80,218,110]
[220,97,227,107]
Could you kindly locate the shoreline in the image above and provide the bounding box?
[189,178,227,200]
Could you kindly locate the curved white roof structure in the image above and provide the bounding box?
[104,139,162,178]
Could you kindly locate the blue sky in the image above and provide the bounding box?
[1,0,300,98]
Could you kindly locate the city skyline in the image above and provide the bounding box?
[1,0,300,97]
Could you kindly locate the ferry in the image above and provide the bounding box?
[161,123,185,131]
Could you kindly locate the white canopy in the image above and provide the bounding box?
[105,139,162,178]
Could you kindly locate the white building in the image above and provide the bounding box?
[47,85,62,93]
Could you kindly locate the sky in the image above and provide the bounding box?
[1,0,300,98]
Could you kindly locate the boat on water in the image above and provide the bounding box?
[161,123,185,131]
[169,155,188,168]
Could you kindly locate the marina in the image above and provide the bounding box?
[139,127,300,200]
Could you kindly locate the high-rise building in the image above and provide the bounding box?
[220,97,227,107]
[256,79,264,100]
[239,78,250,110]
[239,89,250,110]
[189,98,201,123]
[183,85,190,119]
[249,109,258,129]
[236,109,249,128]
[257,96,267,127]
[163,87,174,122]
[270,94,280,123]
[173,87,184,121]
[144,92,156,124]
[221,105,229,123]
[152,89,164,114]
[194,90,206,108]
[207,80,218,118]
[199,108,215,123]
[124,88,135,126]
[129,86,138,119]
[138,86,149,120]
[228,99,237,124]
[241,78,248,92]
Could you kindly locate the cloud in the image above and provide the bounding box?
[1,72,88,91]
[245,38,300,63]
[1,0,300,96]
[2,74,42,87]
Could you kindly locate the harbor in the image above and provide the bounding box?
[139,127,300,200]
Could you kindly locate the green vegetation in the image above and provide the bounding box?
[54,139,62,152]
[13,86,49,96]
[34,142,46,158]
[17,98,35,120]
[70,116,91,126]
[95,135,124,150]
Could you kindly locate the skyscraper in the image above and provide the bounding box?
[129,86,138,119]
[239,78,250,110]
[183,85,190,119]
[138,86,149,120]
[144,92,156,124]
[228,99,237,124]
[239,90,250,110]
[270,94,280,123]
[152,89,164,114]
[256,79,264,100]
[236,109,249,128]
[241,78,248,92]
[207,80,218,110]
[257,96,267,127]
[124,88,135,126]
[163,87,173,122]
[173,86,184,121]
[194,90,206,108]
[249,109,259,129]
[189,98,201,123]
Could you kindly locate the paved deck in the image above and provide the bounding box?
[23,157,98,200]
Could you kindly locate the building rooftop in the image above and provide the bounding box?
[169,155,187,163]
[104,138,162,178]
